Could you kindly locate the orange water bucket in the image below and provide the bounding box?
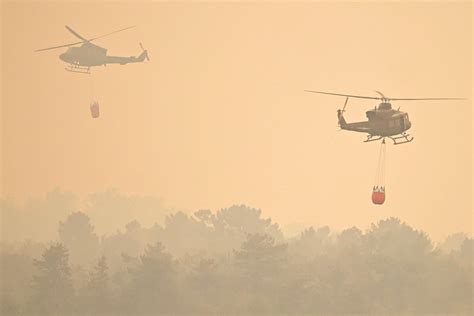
[372,189,385,205]
[90,102,100,118]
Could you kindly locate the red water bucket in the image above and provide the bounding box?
[90,102,100,118]
[372,190,385,205]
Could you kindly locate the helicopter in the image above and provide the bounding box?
[305,90,463,145]
[34,25,149,74]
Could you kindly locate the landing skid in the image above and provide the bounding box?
[364,135,384,143]
[364,133,414,145]
[388,133,414,145]
[65,63,90,74]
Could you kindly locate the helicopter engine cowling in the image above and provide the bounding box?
[378,102,392,110]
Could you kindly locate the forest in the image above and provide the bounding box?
[1,190,472,315]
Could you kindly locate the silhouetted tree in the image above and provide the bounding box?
[80,256,111,315]
[2,189,77,242]
[0,248,36,315]
[289,225,332,262]
[121,243,179,314]
[439,232,469,254]
[217,205,284,240]
[193,209,214,226]
[233,234,288,313]
[181,254,222,313]
[59,212,99,266]
[366,217,433,259]
[84,189,167,237]
[2,202,473,315]
[31,243,74,315]
[364,218,434,313]
[161,211,209,257]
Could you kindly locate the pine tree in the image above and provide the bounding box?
[83,255,111,314]
[31,243,74,315]
[123,243,179,314]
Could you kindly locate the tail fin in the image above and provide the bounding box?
[137,49,149,62]
[337,109,347,127]
[137,42,149,62]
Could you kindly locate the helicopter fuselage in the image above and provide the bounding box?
[59,43,107,66]
[338,102,412,137]
[59,42,147,67]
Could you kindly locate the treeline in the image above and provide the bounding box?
[1,205,472,315]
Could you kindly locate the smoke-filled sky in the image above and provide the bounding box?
[1,1,472,240]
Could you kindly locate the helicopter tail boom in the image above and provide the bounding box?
[105,43,149,65]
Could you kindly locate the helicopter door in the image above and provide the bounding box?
[399,116,405,130]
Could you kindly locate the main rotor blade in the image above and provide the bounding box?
[89,25,136,42]
[389,97,466,101]
[34,41,84,52]
[304,90,381,100]
[34,25,136,53]
[305,90,466,101]
[65,25,87,41]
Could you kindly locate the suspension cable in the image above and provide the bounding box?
[374,140,386,189]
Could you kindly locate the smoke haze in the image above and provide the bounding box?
[1,1,472,315]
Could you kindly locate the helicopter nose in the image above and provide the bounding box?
[59,53,68,62]
[406,121,412,130]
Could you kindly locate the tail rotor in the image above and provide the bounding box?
[337,97,349,128]
[139,42,150,61]
[341,96,349,113]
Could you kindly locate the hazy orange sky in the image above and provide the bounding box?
[1,1,472,240]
